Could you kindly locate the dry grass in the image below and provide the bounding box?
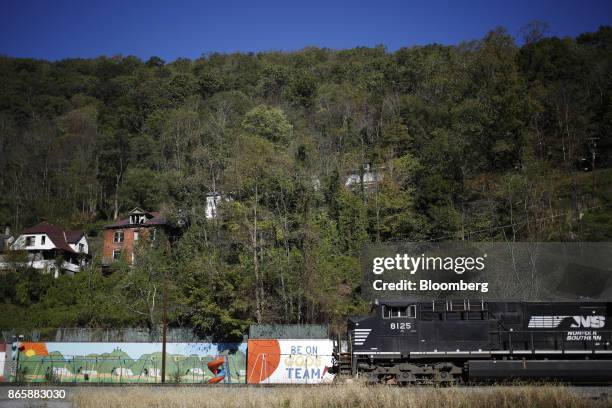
[71,382,612,408]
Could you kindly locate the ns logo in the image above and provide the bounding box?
[570,316,606,329]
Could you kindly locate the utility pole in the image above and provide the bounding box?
[161,275,168,383]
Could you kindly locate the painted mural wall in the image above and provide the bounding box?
[0,343,5,382]
[13,342,246,383]
[247,339,335,384]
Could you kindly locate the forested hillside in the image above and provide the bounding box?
[1,26,612,338]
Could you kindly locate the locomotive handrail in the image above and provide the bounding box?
[422,299,487,312]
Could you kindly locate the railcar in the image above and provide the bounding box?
[339,299,612,384]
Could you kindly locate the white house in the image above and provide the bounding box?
[145,367,161,377]
[51,366,72,377]
[345,164,383,190]
[4,222,90,277]
[112,368,134,377]
[206,193,233,219]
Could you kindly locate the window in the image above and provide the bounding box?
[113,231,124,243]
[383,305,417,319]
[78,243,84,252]
[112,250,122,260]
[129,214,146,224]
[41,236,46,245]
[25,236,35,246]
[133,231,139,241]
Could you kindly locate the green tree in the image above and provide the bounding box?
[242,105,293,144]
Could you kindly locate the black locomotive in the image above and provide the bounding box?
[341,299,612,384]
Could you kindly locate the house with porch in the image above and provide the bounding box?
[5,222,89,277]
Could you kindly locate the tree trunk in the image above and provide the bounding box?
[252,185,262,323]
[113,159,123,220]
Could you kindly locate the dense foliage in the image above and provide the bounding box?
[1,25,612,338]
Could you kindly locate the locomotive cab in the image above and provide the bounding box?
[349,299,492,358]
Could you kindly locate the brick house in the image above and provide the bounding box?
[102,208,167,266]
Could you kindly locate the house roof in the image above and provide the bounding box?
[130,207,147,214]
[65,230,85,243]
[104,211,167,229]
[20,222,84,253]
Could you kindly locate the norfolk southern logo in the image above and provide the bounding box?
[570,316,606,328]
[528,315,606,329]
[353,329,372,346]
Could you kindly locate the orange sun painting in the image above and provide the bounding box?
[21,342,49,357]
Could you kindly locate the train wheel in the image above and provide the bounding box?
[399,371,416,385]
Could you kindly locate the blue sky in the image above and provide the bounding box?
[1,0,611,61]
[47,342,246,359]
